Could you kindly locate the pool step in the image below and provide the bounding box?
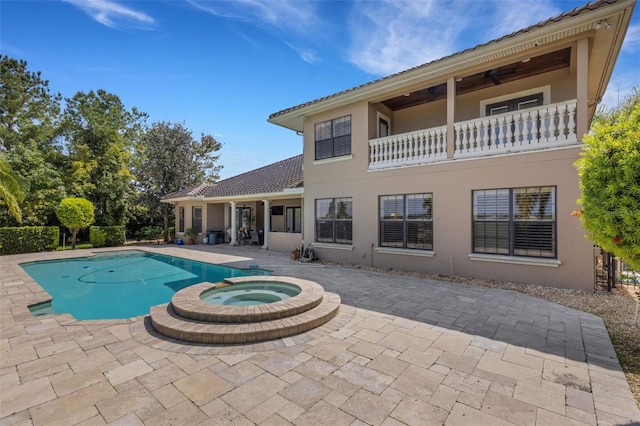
[150,292,341,344]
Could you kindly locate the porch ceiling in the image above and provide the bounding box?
[381,47,571,111]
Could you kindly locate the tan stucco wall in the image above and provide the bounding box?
[207,203,225,232]
[302,83,593,290]
[302,146,591,291]
[174,201,207,243]
[269,199,303,233]
[268,232,303,254]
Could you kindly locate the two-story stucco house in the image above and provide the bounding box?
[265,0,635,291]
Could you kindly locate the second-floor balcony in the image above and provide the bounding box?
[369,99,578,170]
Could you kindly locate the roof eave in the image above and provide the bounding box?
[160,188,304,204]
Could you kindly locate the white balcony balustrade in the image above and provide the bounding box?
[453,100,577,158]
[369,126,448,170]
[369,100,578,170]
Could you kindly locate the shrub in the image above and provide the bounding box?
[576,90,640,269]
[137,226,163,243]
[90,226,125,248]
[89,227,106,247]
[0,226,59,255]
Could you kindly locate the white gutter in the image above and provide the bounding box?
[160,187,304,204]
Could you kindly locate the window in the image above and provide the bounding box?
[377,112,391,138]
[379,117,389,137]
[178,207,185,232]
[286,206,301,233]
[473,187,556,258]
[192,206,202,233]
[315,198,352,244]
[485,93,543,116]
[315,115,351,160]
[380,194,433,250]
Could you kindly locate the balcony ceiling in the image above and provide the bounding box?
[381,47,571,111]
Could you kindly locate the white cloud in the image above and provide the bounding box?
[346,0,478,75]
[345,0,563,76]
[63,0,154,29]
[187,0,320,64]
[187,0,315,34]
[286,42,319,64]
[484,0,561,40]
[601,71,639,110]
[622,24,640,52]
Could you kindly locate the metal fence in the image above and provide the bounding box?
[594,247,640,291]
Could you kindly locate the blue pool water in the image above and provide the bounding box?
[20,250,270,320]
[200,282,301,306]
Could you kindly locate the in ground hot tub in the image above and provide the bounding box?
[151,276,343,344]
[200,281,301,306]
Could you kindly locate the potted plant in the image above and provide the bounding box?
[291,247,301,260]
[184,228,199,245]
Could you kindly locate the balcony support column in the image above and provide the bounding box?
[576,37,589,140]
[446,76,455,158]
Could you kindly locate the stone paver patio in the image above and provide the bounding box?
[2,245,639,425]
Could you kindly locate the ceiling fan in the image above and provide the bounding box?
[484,67,518,85]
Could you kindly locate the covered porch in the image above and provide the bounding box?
[161,155,304,255]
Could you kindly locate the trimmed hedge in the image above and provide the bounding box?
[0,226,59,255]
[89,226,125,248]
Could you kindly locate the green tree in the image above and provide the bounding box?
[63,90,146,226]
[134,121,222,241]
[0,55,67,226]
[55,198,95,249]
[0,156,29,223]
[576,90,640,269]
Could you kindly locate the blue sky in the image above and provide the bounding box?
[2,0,639,179]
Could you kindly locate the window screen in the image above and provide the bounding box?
[315,116,351,160]
[316,198,352,244]
[380,194,433,250]
[473,187,555,258]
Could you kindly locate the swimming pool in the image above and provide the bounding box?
[20,250,269,320]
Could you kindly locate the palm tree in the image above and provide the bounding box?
[0,156,29,223]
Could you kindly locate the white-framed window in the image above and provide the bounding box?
[315,115,351,160]
[178,206,185,232]
[380,194,433,250]
[377,112,391,138]
[192,206,202,233]
[286,206,301,233]
[473,187,556,258]
[315,197,352,244]
[479,85,551,117]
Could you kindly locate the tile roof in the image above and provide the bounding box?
[268,0,619,120]
[161,154,303,201]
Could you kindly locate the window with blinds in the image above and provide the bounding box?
[315,115,351,160]
[192,206,202,233]
[315,198,352,244]
[473,187,555,258]
[380,194,433,250]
